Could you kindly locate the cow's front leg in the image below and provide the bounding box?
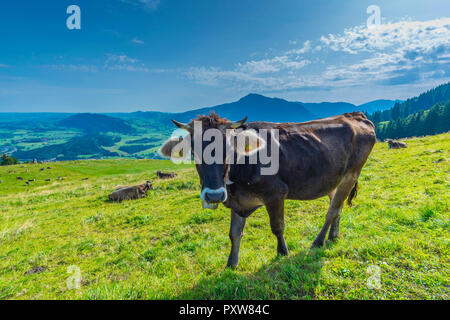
[266,200,289,256]
[226,210,246,268]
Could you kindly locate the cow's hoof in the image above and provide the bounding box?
[226,257,239,269]
[277,248,289,256]
[328,235,339,242]
[310,240,324,249]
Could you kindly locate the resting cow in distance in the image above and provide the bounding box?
[108,181,153,202]
[160,112,376,268]
[386,139,407,149]
[156,170,178,179]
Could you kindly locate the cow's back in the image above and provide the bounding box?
[245,112,375,200]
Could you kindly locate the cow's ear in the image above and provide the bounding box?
[234,130,266,156]
[159,135,191,159]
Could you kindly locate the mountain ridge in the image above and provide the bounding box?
[123,94,401,124]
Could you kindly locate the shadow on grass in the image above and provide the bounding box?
[176,248,325,299]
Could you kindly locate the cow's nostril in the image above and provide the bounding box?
[205,190,226,203]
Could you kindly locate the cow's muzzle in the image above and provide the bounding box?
[201,187,227,209]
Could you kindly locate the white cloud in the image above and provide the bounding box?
[184,17,450,92]
[104,54,149,72]
[286,40,312,54]
[238,56,311,75]
[131,38,145,44]
[320,18,450,85]
[43,54,155,73]
[43,64,99,73]
[320,18,450,55]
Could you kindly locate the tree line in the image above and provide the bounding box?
[367,82,450,140]
[368,82,450,123]
[373,100,450,140]
[1,153,18,166]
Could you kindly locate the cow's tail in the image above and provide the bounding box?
[346,181,358,207]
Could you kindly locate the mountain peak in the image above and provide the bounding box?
[238,93,270,102]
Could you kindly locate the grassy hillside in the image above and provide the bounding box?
[57,113,136,134]
[12,134,121,161]
[0,134,448,300]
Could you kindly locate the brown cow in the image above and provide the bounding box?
[156,170,177,179]
[386,139,407,149]
[108,181,153,202]
[160,112,376,268]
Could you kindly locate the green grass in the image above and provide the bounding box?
[0,133,448,300]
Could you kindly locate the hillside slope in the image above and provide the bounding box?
[369,82,450,123]
[57,113,135,134]
[12,134,120,161]
[0,133,448,300]
[357,99,403,113]
[376,100,450,140]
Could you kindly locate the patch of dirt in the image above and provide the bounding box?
[24,266,47,275]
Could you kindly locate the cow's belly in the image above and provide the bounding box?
[286,175,342,200]
[281,154,348,200]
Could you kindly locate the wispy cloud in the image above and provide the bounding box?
[185,53,311,89]
[43,54,156,73]
[184,17,450,92]
[120,0,160,11]
[131,38,145,44]
[286,40,313,55]
[238,56,311,75]
[43,64,99,73]
[320,18,450,55]
[104,54,150,72]
[320,18,450,85]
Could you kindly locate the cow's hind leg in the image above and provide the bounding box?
[226,210,246,268]
[328,215,341,241]
[329,180,358,241]
[266,200,289,256]
[311,174,358,248]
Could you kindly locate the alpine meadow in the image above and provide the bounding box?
[0,133,448,300]
[1,0,450,305]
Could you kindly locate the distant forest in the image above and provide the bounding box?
[367,82,450,140]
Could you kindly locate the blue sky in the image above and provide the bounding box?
[0,0,449,113]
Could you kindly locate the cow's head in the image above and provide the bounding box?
[159,112,265,209]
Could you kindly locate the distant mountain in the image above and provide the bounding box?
[124,94,397,125]
[172,94,316,123]
[57,113,135,134]
[357,99,403,114]
[13,134,119,161]
[301,102,358,119]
